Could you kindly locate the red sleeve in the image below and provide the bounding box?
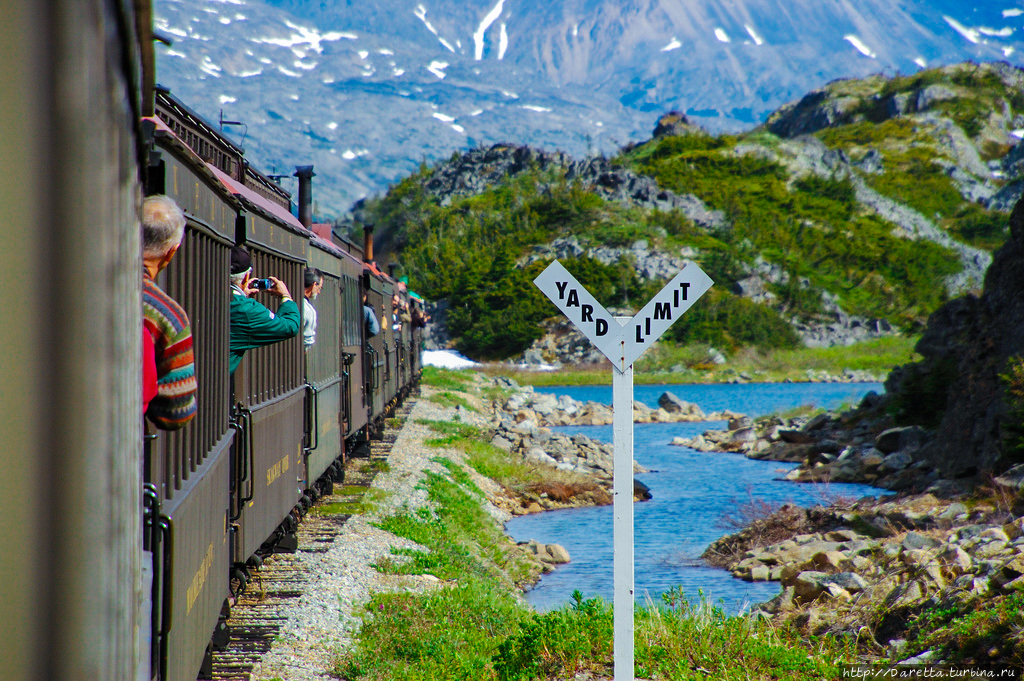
[142,327,158,414]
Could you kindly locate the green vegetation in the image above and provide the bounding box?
[356,62,1017,363]
[422,366,474,390]
[624,135,961,329]
[426,390,479,412]
[903,592,1024,666]
[336,415,854,680]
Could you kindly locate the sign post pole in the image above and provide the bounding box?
[612,316,634,681]
[533,260,712,681]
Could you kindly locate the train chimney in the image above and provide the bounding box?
[363,224,375,263]
[294,165,315,229]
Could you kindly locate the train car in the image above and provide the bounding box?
[143,96,240,681]
[3,1,148,680]
[212,164,312,563]
[339,245,370,455]
[304,233,346,489]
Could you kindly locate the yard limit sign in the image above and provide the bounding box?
[534,261,713,680]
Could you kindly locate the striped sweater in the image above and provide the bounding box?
[143,275,198,429]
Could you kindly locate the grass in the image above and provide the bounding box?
[422,365,474,390]
[335,418,855,680]
[315,488,393,517]
[426,390,479,412]
[902,592,1024,666]
[475,336,919,387]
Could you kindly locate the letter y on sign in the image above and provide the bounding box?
[533,261,620,361]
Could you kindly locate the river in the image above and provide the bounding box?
[503,382,885,613]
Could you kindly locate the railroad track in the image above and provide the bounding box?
[210,391,418,680]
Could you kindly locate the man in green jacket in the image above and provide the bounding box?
[229,246,300,373]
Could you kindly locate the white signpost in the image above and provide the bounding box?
[534,260,713,680]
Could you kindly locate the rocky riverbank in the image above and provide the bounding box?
[669,394,952,494]
[702,485,1024,664]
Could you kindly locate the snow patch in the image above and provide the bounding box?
[424,350,478,369]
[323,31,357,40]
[219,17,232,24]
[438,37,456,52]
[433,112,456,123]
[200,57,222,77]
[378,48,394,55]
[944,16,980,43]
[744,24,764,45]
[294,60,317,70]
[414,5,439,36]
[473,0,506,60]
[327,122,338,130]
[277,65,300,77]
[427,60,449,79]
[1006,46,1017,57]
[290,94,299,101]
[1005,9,1024,18]
[661,37,682,52]
[392,68,406,77]
[470,108,484,116]
[322,76,334,83]
[341,149,369,160]
[235,14,246,20]
[502,90,519,99]
[714,28,730,43]
[980,26,1014,37]
[499,23,509,60]
[452,124,465,133]
[572,23,579,37]
[163,49,187,58]
[914,57,927,68]
[843,34,876,58]
[219,95,237,104]
[1012,129,1024,139]
[522,105,551,112]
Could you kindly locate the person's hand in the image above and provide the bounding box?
[268,276,292,299]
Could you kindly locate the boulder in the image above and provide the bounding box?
[657,392,705,417]
[793,571,831,601]
[874,426,928,454]
[545,544,571,564]
[634,479,652,501]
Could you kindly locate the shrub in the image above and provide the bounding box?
[668,288,800,352]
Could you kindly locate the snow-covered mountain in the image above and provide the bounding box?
[155,0,1024,216]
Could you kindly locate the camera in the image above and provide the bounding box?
[253,278,274,290]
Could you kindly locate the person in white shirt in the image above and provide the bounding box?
[302,267,323,350]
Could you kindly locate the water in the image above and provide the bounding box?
[504,382,884,613]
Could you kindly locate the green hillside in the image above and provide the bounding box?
[354,62,1021,364]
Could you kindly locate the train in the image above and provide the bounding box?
[1,3,423,681]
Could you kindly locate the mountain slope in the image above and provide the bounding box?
[353,63,1022,363]
[155,0,1024,215]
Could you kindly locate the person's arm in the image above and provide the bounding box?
[364,305,380,337]
[146,319,198,430]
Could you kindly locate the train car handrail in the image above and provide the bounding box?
[303,381,319,455]
[157,513,174,681]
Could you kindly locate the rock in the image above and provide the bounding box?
[995,463,1024,490]
[634,479,652,501]
[524,502,544,514]
[750,566,771,582]
[525,447,558,466]
[657,392,705,417]
[803,414,831,431]
[825,572,868,593]
[809,551,847,573]
[793,571,831,601]
[902,532,941,551]
[875,426,928,454]
[545,544,571,564]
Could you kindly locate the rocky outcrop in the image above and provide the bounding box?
[500,384,731,427]
[418,143,725,229]
[673,408,949,494]
[883,197,1024,478]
